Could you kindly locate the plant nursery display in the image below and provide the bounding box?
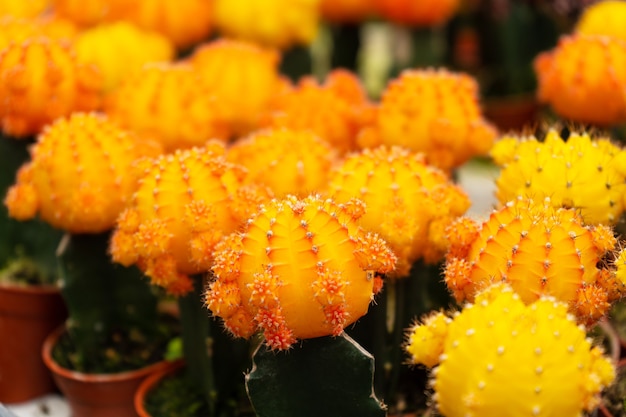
[4,1,626,417]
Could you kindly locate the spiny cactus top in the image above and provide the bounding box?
[0,38,102,137]
[534,34,626,126]
[104,63,230,152]
[358,68,496,172]
[4,112,162,233]
[405,284,615,417]
[190,39,282,135]
[227,128,337,197]
[0,15,77,52]
[262,69,374,154]
[575,0,626,41]
[212,0,320,49]
[110,143,270,296]
[327,146,470,276]
[491,129,626,225]
[76,21,174,92]
[0,0,49,18]
[206,194,397,350]
[444,197,624,325]
[319,0,375,22]
[373,0,460,26]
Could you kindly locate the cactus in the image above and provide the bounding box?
[206,194,397,350]
[0,15,77,53]
[227,128,338,197]
[444,197,624,325]
[491,129,626,225]
[0,0,49,18]
[575,1,626,42]
[358,69,497,172]
[405,284,616,417]
[327,145,471,277]
[246,333,386,417]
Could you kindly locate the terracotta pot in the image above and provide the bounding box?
[42,325,175,417]
[0,283,67,403]
[134,359,184,417]
[483,94,539,132]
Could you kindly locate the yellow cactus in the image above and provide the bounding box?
[227,128,337,197]
[405,284,615,417]
[213,0,321,49]
[0,38,102,137]
[576,0,626,42]
[534,34,626,126]
[404,311,450,368]
[491,129,626,225]
[206,194,397,350]
[358,69,496,172]
[0,15,77,52]
[0,0,49,18]
[443,197,624,325]
[373,0,460,26]
[189,39,282,135]
[328,146,470,276]
[104,63,230,152]
[76,21,174,91]
[110,144,270,296]
[262,69,374,154]
[3,112,162,233]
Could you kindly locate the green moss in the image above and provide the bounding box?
[144,369,211,417]
[0,257,50,286]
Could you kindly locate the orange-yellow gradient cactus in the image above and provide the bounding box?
[0,15,77,52]
[443,197,624,325]
[212,0,321,49]
[3,112,162,233]
[405,284,615,417]
[227,128,337,197]
[491,129,626,225]
[374,0,460,26]
[262,69,374,154]
[0,38,102,137]
[104,63,229,152]
[190,39,281,134]
[76,21,174,91]
[320,0,375,22]
[0,0,49,18]
[328,146,470,276]
[575,0,626,41]
[358,69,496,172]
[110,144,270,296]
[206,194,397,350]
[534,34,626,126]
[50,0,123,27]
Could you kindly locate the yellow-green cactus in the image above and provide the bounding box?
[444,197,624,325]
[327,145,470,276]
[491,129,626,225]
[405,284,615,417]
[206,194,397,350]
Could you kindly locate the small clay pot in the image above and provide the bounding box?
[134,360,185,417]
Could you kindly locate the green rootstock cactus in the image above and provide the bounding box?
[246,333,386,417]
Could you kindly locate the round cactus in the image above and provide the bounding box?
[110,143,270,296]
[50,0,123,27]
[444,197,624,325]
[534,34,626,126]
[261,69,374,154]
[227,128,338,197]
[0,38,102,137]
[189,39,282,135]
[575,0,626,42]
[212,0,320,49]
[373,0,460,26]
[104,63,230,152]
[206,194,397,350]
[0,15,77,53]
[3,112,162,233]
[405,284,615,417]
[358,69,496,172]
[0,0,50,18]
[327,145,470,276]
[491,129,626,225]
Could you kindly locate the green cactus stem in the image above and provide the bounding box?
[329,23,361,71]
[246,332,386,417]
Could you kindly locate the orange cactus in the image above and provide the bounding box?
[104,63,230,152]
[575,0,626,42]
[262,69,374,154]
[320,0,375,22]
[212,0,321,49]
[189,39,282,135]
[0,15,77,52]
[75,21,174,91]
[206,194,397,350]
[110,144,270,296]
[0,0,50,18]
[443,197,624,325]
[49,0,124,27]
[227,128,337,197]
[358,69,496,172]
[0,38,102,137]
[534,34,626,126]
[328,146,470,276]
[4,112,162,233]
[374,0,460,26]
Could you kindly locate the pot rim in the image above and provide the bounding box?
[0,282,61,295]
[134,359,185,417]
